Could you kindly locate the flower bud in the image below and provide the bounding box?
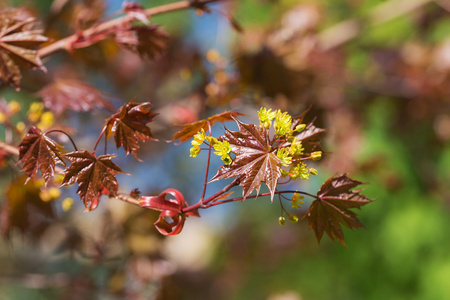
[279,216,286,225]
[311,151,322,161]
[289,215,299,223]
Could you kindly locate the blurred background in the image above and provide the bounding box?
[1,0,450,299]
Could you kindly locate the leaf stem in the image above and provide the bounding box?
[45,129,78,151]
[200,190,318,209]
[199,121,213,202]
[38,0,222,57]
[115,193,140,206]
[92,126,107,154]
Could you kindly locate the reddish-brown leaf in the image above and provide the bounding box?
[306,174,374,246]
[114,24,169,60]
[17,126,66,186]
[37,79,114,115]
[0,9,49,89]
[123,2,149,25]
[210,118,282,201]
[61,150,126,210]
[172,110,246,144]
[103,101,158,159]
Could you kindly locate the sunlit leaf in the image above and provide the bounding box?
[18,126,66,186]
[62,150,127,211]
[37,78,114,115]
[210,117,282,201]
[103,101,158,159]
[306,174,374,246]
[0,9,49,89]
[172,110,246,144]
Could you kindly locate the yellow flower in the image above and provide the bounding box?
[289,162,310,180]
[274,110,292,136]
[28,102,44,123]
[190,145,201,157]
[291,192,305,208]
[213,140,231,156]
[37,111,54,130]
[221,154,232,165]
[276,147,292,166]
[62,198,74,212]
[279,216,286,225]
[289,138,304,156]
[191,129,205,146]
[258,107,276,129]
[8,100,21,114]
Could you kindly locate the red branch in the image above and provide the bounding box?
[38,0,222,57]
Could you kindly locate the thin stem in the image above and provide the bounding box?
[183,176,240,213]
[115,193,140,206]
[38,0,222,57]
[201,190,318,209]
[92,126,107,154]
[45,129,78,151]
[200,121,213,202]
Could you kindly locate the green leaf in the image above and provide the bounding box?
[306,174,374,246]
[210,118,282,201]
[18,126,66,186]
[62,150,127,211]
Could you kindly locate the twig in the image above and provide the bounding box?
[38,0,222,57]
[0,141,19,156]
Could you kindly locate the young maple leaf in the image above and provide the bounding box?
[291,111,327,155]
[0,9,49,89]
[172,111,246,144]
[114,24,169,60]
[210,118,283,201]
[103,101,158,159]
[37,79,114,115]
[18,126,66,186]
[61,150,127,210]
[306,174,374,246]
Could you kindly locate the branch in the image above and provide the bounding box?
[38,0,222,57]
[0,141,19,156]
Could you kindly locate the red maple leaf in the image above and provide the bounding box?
[306,174,374,246]
[37,78,114,115]
[210,118,282,201]
[103,101,158,159]
[61,150,126,211]
[114,24,169,60]
[18,126,66,186]
[0,9,49,89]
[172,110,246,144]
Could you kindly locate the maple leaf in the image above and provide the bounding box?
[114,24,169,60]
[210,118,283,201]
[37,79,114,115]
[61,150,126,210]
[103,101,158,159]
[292,111,327,155]
[306,174,374,246]
[17,126,66,186]
[0,9,49,89]
[172,111,246,144]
